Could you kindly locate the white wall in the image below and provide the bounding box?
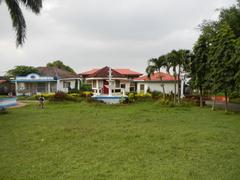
[136,82,178,94]
[58,80,77,93]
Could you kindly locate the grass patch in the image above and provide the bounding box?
[0,102,240,179]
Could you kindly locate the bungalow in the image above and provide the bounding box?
[14,67,81,96]
[0,78,15,95]
[133,72,184,96]
[79,66,142,96]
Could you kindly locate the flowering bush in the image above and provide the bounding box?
[128,92,152,102]
[49,92,79,102]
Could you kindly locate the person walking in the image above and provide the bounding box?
[39,95,45,109]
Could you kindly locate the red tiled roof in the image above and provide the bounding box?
[88,66,125,78]
[115,69,142,76]
[134,72,177,81]
[79,69,99,75]
[79,67,142,77]
[0,80,7,84]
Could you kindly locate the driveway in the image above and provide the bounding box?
[206,101,240,112]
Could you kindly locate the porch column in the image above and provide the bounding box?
[15,81,18,96]
[48,82,51,93]
[181,79,184,98]
[78,79,80,90]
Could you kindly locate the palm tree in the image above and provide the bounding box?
[166,50,179,104]
[146,56,167,99]
[177,49,191,101]
[1,0,42,46]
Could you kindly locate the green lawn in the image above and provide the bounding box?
[0,102,240,179]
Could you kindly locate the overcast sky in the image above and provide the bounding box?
[0,0,236,75]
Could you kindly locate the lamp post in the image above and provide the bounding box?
[108,67,112,97]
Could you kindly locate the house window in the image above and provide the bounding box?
[115,80,120,88]
[140,84,145,92]
[93,80,97,88]
[130,86,135,92]
[37,83,46,92]
[120,84,126,89]
[63,82,71,88]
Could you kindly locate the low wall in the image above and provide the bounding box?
[0,97,17,109]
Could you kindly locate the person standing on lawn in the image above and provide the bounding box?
[39,95,45,109]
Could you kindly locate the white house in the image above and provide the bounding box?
[133,72,184,96]
[13,67,81,96]
[79,66,142,96]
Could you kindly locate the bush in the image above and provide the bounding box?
[128,93,136,103]
[35,93,55,100]
[128,92,152,102]
[158,99,175,107]
[81,91,93,98]
[80,84,92,91]
[49,92,80,102]
[151,91,163,99]
[68,93,81,97]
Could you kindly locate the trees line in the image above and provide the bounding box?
[146,1,240,112]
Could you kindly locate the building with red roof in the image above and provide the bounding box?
[133,72,179,94]
[79,66,142,95]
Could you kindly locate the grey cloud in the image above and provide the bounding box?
[0,0,236,75]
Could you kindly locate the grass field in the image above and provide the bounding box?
[0,101,240,179]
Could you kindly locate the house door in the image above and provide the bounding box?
[103,80,109,94]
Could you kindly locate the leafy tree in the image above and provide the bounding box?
[6,65,39,77]
[208,22,237,112]
[219,0,240,38]
[1,0,43,46]
[47,60,75,73]
[191,33,212,107]
[146,56,167,99]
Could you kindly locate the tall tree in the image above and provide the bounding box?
[208,22,237,112]
[191,34,211,108]
[146,56,167,99]
[166,50,179,104]
[1,0,43,46]
[219,0,240,38]
[6,65,39,77]
[47,60,76,73]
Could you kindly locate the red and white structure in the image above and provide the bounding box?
[79,66,142,96]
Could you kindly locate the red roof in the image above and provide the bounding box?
[134,72,177,81]
[0,80,7,84]
[79,67,142,77]
[115,69,142,76]
[87,66,125,78]
[79,69,99,75]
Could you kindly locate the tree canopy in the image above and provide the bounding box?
[46,60,75,73]
[6,66,39,77]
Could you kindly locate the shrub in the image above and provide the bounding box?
[49,92,79,102]
[158,99,175,107]
[68,93,81,97]
[128,93,136,103]
[128,92,152,102]
[81,91,93,98]
[68,89,81,94]
[35,93,55,100]
[80,84,92,91]
[151,91,163,99]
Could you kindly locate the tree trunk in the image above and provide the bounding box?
[177,71,181,103]
[174,75,177,104]
[212,95,216,111]
[199,87,203,108]
[224,92,228,113]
